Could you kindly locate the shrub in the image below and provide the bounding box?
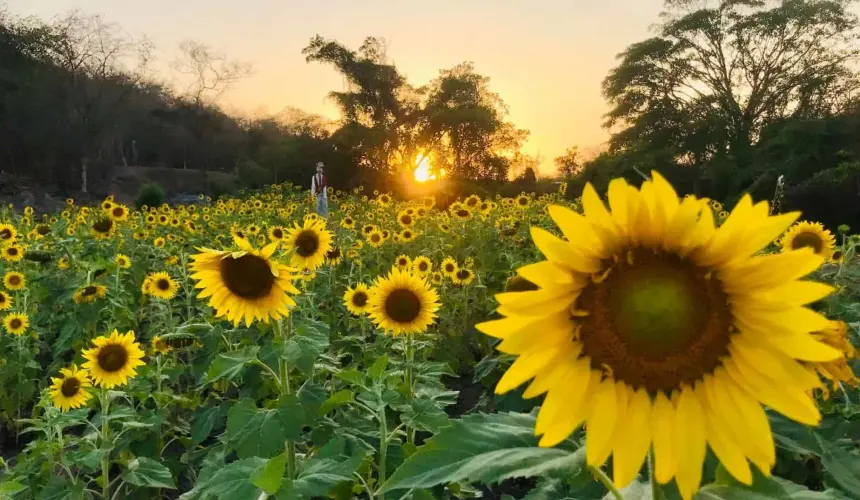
[135,182,165,209]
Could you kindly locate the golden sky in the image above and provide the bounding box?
[8,0,666,175]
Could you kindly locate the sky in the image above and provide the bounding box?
[5,0,667,175]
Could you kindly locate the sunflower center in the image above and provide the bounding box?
[402,215,413,225]
[456,269,471,280]
[93,219,113,233]
[385,289,422,324]
[36,225,50,235]
[352,291,368,307]
[8,276,20,286]
[112,207,124,217]
[61,377,81,397]
[219,254,275,299]
[518,198,527,205]
[371,234,381,243]
[0,229,11,239]
[791,231,824,253]
[156,279,171,291]
[445,264,454,273]
[418,262,428,272]
[97,344,129,372]
[456,210,469,218]
[403,231,412,239]
[7,248,18,256]
[0,294,6,304]
[327,247,341,260]
[295,231,320,257]
[83,285,98,296]
[272,228,283,239]
[577,249,733,394]
[9,318,21,329]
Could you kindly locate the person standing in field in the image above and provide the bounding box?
[311,162,328,217]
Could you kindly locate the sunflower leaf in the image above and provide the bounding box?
[121,457,176,489]
[226,398,286,459]
[179,458,266,500]
[379,412,583,492]
[204,346,260,384]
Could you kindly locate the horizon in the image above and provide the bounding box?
[5,0,669,175]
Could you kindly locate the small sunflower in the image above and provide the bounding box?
[283,220,333,270]
[368,269,440,335]
[400,229,417,242]
[341,217,356,229]
[146,272,179,300]
[440,257,459,278]
[453,268,475,286]
[412,256,432,276]
[395,254,412,271]
[151,335,173,355]
[268,226,286,241]
[515,194,531,209]
[344,283,371,316]
[108,204,130,221]
[73,284,108,304]
[397,211,416,228]
[115,254,132,269]
[326,245,342,266]
[82,330,146,388]
[3,245,23,262]
[153,237,165,248]
[189,237,300,326]
[3,271,25,290]
[430,272,443,285]
[57,257,70,270]
[3,312,29,336]
[451,206,473,221]
[49,364,93,411]
[781,221,836,260]
[90,218,115,239]
[0,223,17,245]
[0,291,12,310]
[34,224,51,238]
[366,229,385,248]
[808,320,858,395]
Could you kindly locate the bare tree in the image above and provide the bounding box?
[173,40,251,106]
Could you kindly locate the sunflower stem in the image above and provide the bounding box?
[274,320,297,480]
[100,389,112,499]
[403,334,415,446]
[589,465,622,500]
[377,399,388,500]
[648,449,661,500]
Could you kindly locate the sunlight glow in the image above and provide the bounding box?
[414,156,435,182]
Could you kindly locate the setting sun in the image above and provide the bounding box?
[414,156,435,182]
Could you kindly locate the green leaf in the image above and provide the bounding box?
[400,398,451,433]
[380,412,584,492]
[283,319,330,375]
[368,355,389,380]
[121,457,176,489]
[205,346,259,384]
[319,389,355,416]
[334,369,366,387]
[180,458,266,500]
[699,467,842,499]
[276,439,366,500]
[191,404,227,446]
[227,398,285,459]
[813,432,860,497]
[66,448,107,470]
[277,394,306,440]
[251,452,288,495]
[0,481,26,498]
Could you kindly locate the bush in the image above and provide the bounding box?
[135,182,165,209]
[237,158,271,188]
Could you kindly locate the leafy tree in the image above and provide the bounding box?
[554,146,582,177]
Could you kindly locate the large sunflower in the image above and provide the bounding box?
[108,204,130,221]
[3,312,28,336]
[73,284,108,304]
[3,245,23,262]
[189,237,300,326]
[49,364,93,411]
[3,271,25,290]
[368,269,440,335]
[82,330,146,388]
[781,221,835,260]
[283,220,333,270]
[344,283,371,316]
[146,272,179,300]
[476,172,841,499]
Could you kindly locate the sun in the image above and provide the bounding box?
[414,156,435,183]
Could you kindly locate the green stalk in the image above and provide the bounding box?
[274,320,297,480]
[403,334,415,445]
[648,449,660,500]
[100,390,111,499]
[589,465,622,500]
[378,404,388,500]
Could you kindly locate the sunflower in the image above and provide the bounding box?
[476,172,841,498]
[0,224,16,246]
[0,291,12,311]
[100,200,114,211]
[108,204,130,221]
[430,272,443,285]
[151,335,173,355]
[153,237,165,248]
[145,214,157,225]
[397,211,416,228]
[73,284,108,304]
[378,194,392,206]
[451,206,473,221]
[412,256,432,276]
[400,229,416,242]
[340,217,356,229]
[831,249,844,264]
[326,245,342,266]
[366,229,385,248]
[283,220,333,270]
[440,257,459,278]
[49,364,93,411]
[3,312,29,336]
[3,271,25,290]
[3,245,23,262]
[82,330,146,388]
[57,257,70,270]
[453,268,475,285]
[515,194,531,209]
[145,272,179,300]
[115,254,132,269]
[344,283,371,315]
[781,221,836,260]
[438,223,451,233]
[464,194,481,208]
[90,218,115,239]
[505,275,538,292]
[189,237,300,326]
[34,224,50,238]
[368,269,440,335]
[808,320,858,396]
[157,214,169,226]
[268,226,285,241]
[395,254,412,271]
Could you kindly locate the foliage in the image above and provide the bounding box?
[134,182,166,209]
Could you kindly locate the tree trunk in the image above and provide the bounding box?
[81,158,88,194]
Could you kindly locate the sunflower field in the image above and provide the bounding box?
[0,172,858,500]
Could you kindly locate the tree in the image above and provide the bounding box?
[603,0,860,183]
[554,146,582,177]
[173,40,251,107]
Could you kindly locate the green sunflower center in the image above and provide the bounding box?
[352,291,368,307]
[61,377,81,397]
[220,254,275,299]
[385,289,422,323]
[295,231,320,257]
[578,249,732,394]
[791,231,824,253]
[97,344,129,372]
[92,219,113,233]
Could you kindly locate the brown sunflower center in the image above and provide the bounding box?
[518,197,528,205]
[61,377,81,397]
[8,275,20,286]
[97,344,129,372]
[577,249,732,394]
[6,248,18,256]
[326,247,341,260]
[92,219,113,233]
[371,234,381,243]
[506,275,538,292]
[36,225,50,235]
[272,228,283,239]
[156,279,171,291]
[401,215,413,225]
[294,231,319,257]
[456,210,469,218]
[83,285,98,296]
[112,207,125,217]
[219,254,275,299]
[418,261,429,272]
[384,289,422,324]
[398,259,408,266]
[791,231,824,253]
[0,228,11,239]
[9,318,22,329]
[352,291,368,307]
[0,294,6,304]
[403,231,413,239]
[444,264,454,272]
[456,269,471,280]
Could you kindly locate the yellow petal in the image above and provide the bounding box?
[612,386,651,487]
[724,358,820,426]
[651,391,677,484]
[695,383,753,485]
[675,385,707,500]
[585,378,619,466]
